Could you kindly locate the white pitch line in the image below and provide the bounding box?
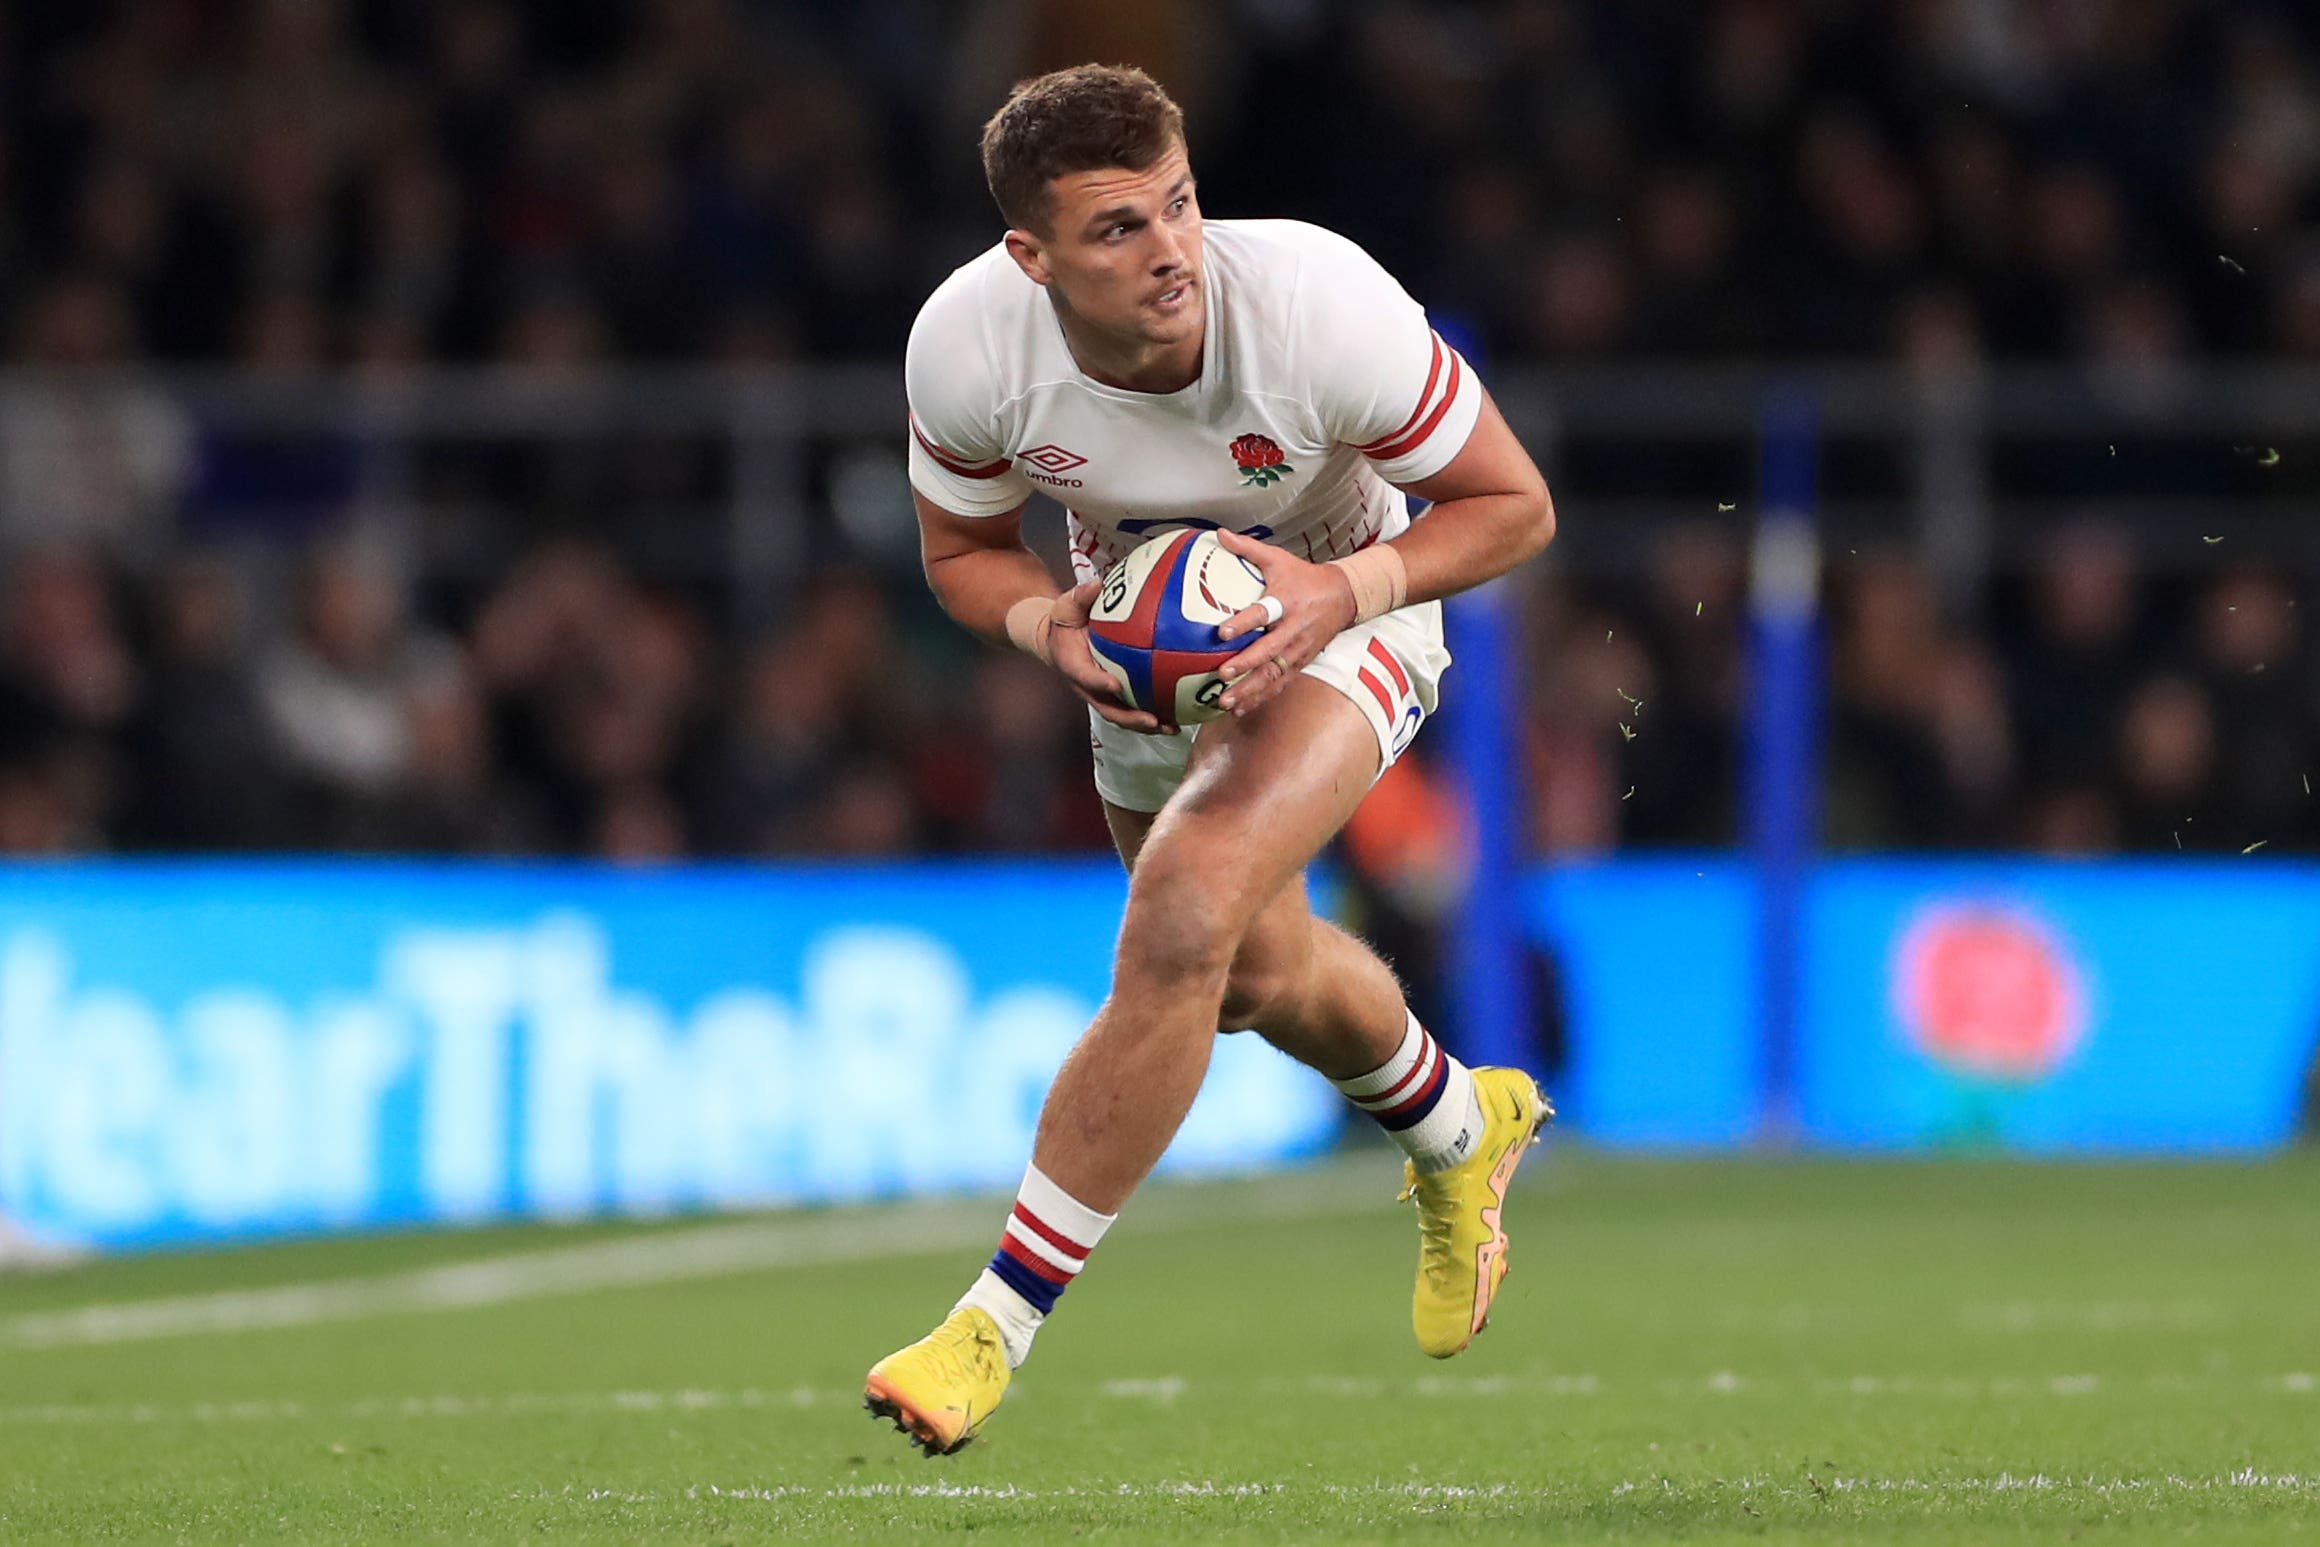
[0,1164,1385,1351]
[0,1387,851,1426]
[2,1210,995,1350]
[1957,1299,2225,1334]
[3,1370,2311,1428]
[1099,1377,1186,1402]
[525,1473,2320,1507]
[1320,1371,2313,1401]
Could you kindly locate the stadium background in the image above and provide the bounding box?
[5,6,2320,1541]
[2,2,2317,1251]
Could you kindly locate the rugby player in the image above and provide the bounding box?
[866,64,1558,1455]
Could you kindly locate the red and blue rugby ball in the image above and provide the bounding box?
[1086,530,1269,724]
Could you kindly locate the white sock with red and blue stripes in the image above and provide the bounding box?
[1335,1011,1484,1173]
[954,1162,1116,1368]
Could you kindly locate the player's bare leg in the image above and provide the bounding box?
[1032,675,1393,1210]
[866,680,1376,1452]
[867,684,1546,1455]
[1107,812,1403,1076]
[1106,763,1552,1358]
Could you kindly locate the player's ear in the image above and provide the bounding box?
[1003,229,1052,287]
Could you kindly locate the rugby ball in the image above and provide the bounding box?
[1086,529,1269,724]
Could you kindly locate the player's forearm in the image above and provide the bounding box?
[925,545,1062,647]
[1362,486,1557,612]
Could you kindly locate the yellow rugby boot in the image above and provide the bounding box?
[864,1306,1012,1456]
[1401,1066,1552,1358]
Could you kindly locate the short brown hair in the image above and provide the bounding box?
[980,64,1186,235]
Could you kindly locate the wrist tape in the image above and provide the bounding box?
[1329,544,1410,624]
[1004,595,1057,665]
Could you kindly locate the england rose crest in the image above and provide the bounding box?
[1894,904,2086,1082]
[1230,432,1293,488]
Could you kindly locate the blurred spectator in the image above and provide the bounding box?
[1787,112,1928,355]
[256,540,456,847]
[1625,525,1744,843]
[1825,558,1954,846]
[816,756,923,856]
[1921,640,2017,843]
[1894,284,1987,378]
[1525,582,1646,853]
[120,552,282,849]
[913,652,1106,852]
[0,548,138,849]
[395,657,544,852]
[1628,169,1760,357]
[351,153,463,349]
[2115,675,2220,851]
[0,276,191,561]
[595,782,689,864]
[2191,567,2313,846]
[2006,523,2145,799]
[707,629,857,853]
[1522,231,1634,358]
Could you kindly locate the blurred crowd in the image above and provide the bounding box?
[0,538,1114,855]
[10,514,2317,861]
[1534,521,2320,857]
[4,0,2320,861]
[6,0,2319,370]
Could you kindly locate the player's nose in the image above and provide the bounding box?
[1149,224,1187,271]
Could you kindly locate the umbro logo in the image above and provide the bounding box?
[1018,444,1088,488]
[1019,444,1088,473]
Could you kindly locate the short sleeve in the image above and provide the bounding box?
[1297,233,1484,486]
[904,285,1034,517]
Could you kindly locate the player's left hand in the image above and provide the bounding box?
[1211,528,1358,716]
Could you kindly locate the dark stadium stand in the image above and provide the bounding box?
[4,0,2319,857]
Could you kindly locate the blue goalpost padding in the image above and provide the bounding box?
[1744,391,1824,1140]
[1445,579,1535,1072]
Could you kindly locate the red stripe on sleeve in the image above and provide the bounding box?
[1364,348,1464,464]
[909,415,1012,479]
[1357,667,1397,722]
[1356,334,1446,453]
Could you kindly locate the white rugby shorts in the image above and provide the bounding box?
[1088,600,1451,814]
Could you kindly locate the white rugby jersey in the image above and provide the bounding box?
[904,219,1482,583]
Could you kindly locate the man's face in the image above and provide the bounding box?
[1009,141,1203,353]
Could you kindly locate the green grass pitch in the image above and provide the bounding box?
[3,1148,2315,1543]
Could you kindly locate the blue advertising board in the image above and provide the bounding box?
[5,856,2314,1254]
[1800,862,2320,1152]
[0,863,1339,1253]
[1525,858,1762,1145]
[1524,858,2320,1154]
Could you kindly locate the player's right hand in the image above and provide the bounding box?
[1048,581,1170,735]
